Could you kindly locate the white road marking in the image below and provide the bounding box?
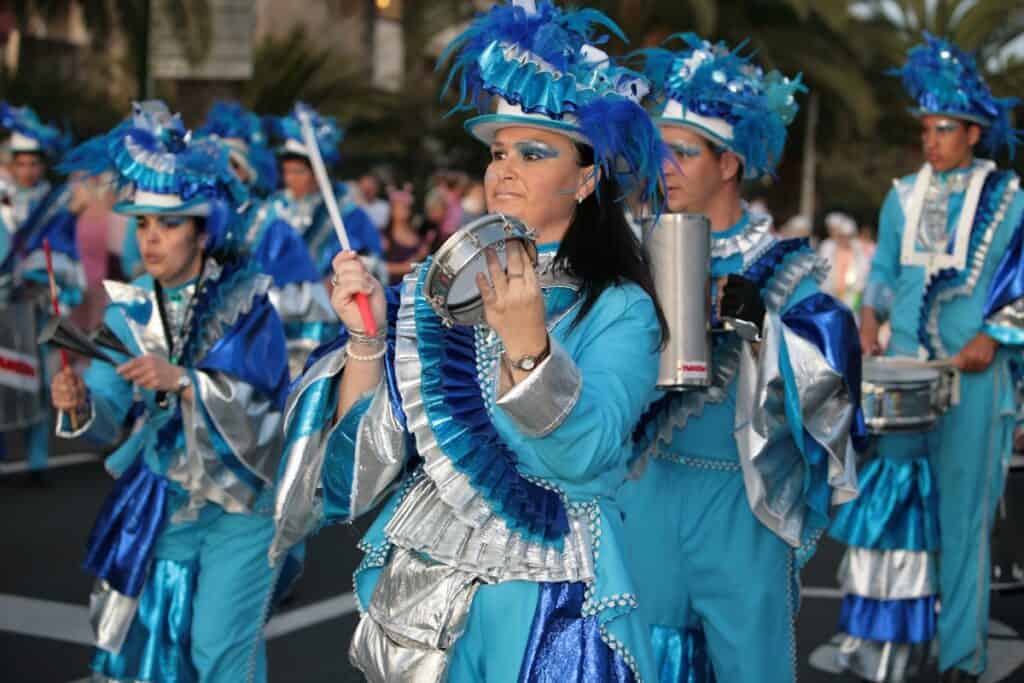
[0,452,100,475]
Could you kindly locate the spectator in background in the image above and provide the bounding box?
[437,170,465,239]
[460,180,485,224]
[422,185,448,252]
[353,170,390,231]
[382,184,435,284]
[817,210,870,313]
[70,173,126,331]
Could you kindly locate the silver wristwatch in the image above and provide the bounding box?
[507,343,550,372]
[174,372,192,393]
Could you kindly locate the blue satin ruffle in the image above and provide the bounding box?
[829,450,940,551]
[782,292,869,452]
[476,41,583,120]
[413,263,569,545]
[983,210,1024,318]
[519,582,635,683]
[839,594,937,644]
[92,558,198,682]
[250,214,320,287]
[651,625,717,683]
[199,293,290,409]
[83,458,167,598]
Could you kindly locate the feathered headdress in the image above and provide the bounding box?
[639,33,804,179]
[267,102,344,168]
[0,102,72,159]
[60,100,248,253]
[196,101,279,196]
[441,0,665,206]
[893,33,1020,159]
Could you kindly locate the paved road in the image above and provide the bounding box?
[1,439,1022,682]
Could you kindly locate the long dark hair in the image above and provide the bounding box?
[553,143,670,346]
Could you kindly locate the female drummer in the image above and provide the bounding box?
[52,101,289,682]
[270,1,668,680]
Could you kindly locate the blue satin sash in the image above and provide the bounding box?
[519,582,636,683]
[83,458,167,598]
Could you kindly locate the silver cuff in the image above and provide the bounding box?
[89,580,139,655]
[495,338,582,437]
[839,547,937,600]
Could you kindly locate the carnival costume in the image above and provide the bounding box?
[829,35,1024,681]
[619,34,865,683]
[0,102,83,473]
[271,1,668,680]
[266,104,382,278]
[59,101,290,683]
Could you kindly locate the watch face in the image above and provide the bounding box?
[519,357,536,371]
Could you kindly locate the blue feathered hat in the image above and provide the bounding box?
[639,33,804,180]
[0,102,72,159]
[267,102,343,168]
[441,0,665,205]
[894,33,1020,159]
[60,101,248,253]
[196,101,279,197]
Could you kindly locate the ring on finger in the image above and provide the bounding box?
[331,274,339,286]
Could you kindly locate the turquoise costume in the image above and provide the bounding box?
[59,101,290,682]
[266,104,382,279]
[829,36,1024,682]
[271,2,670,679]
[619,36,864,683]
[0,102,82,472]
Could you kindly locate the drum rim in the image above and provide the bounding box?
[423,213,537,325]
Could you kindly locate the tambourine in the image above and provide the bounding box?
[423,213,537,327]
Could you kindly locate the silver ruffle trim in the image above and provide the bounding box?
[89,580,138,655]
[838,547,937,600]
[385,473,595,583]
[836,635,931,683]
[710,208,776,270]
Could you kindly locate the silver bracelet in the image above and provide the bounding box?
[346,342,386,362]
[349,329,386,346]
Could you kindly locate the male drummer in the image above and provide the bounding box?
[619,35,865,683]
[829,36,1024,683]
[266,103,384,283]
[0,103,83,481]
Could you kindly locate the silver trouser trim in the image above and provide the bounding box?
[89,580,139,655]
[836,635,930,682]
[385,473,595,583]
[494,337,582,438]
[350,548,481,683]
[351,379,409,518]
[839,547,937,600]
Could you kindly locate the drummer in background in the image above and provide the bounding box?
[0,102,84,482]
[620,34,865,683]
[829,36,1024,683]
[54,100,289,682]
[818,210,871,314]
[270,1,670,679]
[265,103,384,282]
[195,102,337,385]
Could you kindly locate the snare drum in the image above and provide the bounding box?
[423,214,537,327]
[861,356,955,434]
[0,300,45,430]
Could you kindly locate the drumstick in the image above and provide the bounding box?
[295,107,378,337]
[867,356,956,369]
[43,239,77,428]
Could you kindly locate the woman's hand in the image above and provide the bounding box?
[476,241,547,361]
[51,366,87,411]
[329,250,387,333]
[117,354,184,392]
